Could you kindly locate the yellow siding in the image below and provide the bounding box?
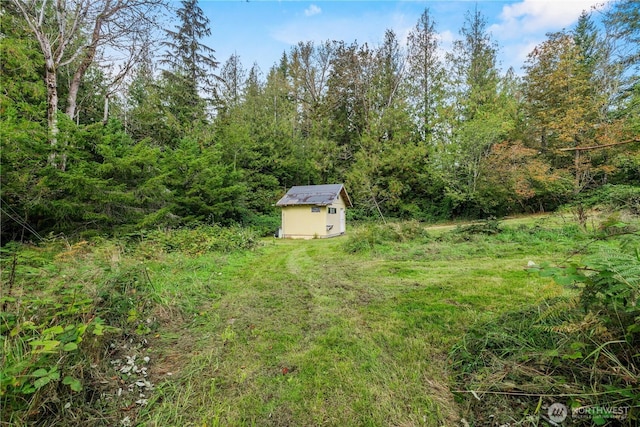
[281,205,326,239]
[281,194,348,239]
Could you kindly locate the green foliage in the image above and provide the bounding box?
[611,151,640,186]
[158,138,248,225]
[0,227,264,425]
[0,9,49,241]
[242,213,281,237]
[534,236,640,329]
[0,8,46,119]
[5,0,637,418]
[0,243,121,425]
[2,0,639,246]
[579,184,640,214]
[132,225,260,256]
[342,221,430,253]
[451,226,640,425]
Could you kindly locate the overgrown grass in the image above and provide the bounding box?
[2,215,638,426]
[0,228,260,426]
[449,224,640,426]
[137,238,464,426]
[136,216,598,426]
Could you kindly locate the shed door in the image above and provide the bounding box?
[340,208,346,233]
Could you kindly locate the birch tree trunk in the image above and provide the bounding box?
[44,53,62,169]
[9,0,165,167]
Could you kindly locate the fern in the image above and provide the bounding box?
[537,296,580,323]
[582,245,640,316]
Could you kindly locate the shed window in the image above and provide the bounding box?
[311,207,321,213]
[328,207,337,214]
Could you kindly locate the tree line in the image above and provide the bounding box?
[1,0,638,240]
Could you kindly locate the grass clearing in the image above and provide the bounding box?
[3,213,637,426]
[140,238,464,426]
[137,217,587,426]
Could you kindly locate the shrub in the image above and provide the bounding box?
[342,221,430,253]
[452,217,502,236]
[132,225,260,256]
[580,184,640,214]
[243,214,281,237]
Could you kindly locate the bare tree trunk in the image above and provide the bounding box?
[103,93,110,124]
[65,10,104,121]
[11,0,65,169]
[44,59,60,169]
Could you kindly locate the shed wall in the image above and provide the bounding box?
[325,196,347,237]
[281,205,327,239]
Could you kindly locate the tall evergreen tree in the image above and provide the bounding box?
[326,41,373,153]
[160,0,218,127]
[0,6,47,240]
[605,0,640,135]
[217,53,247,111]
[605,0,640,71]
[125,45,179,145]
[447,6,499,121]
[604,0,640,184]
[407,8,445,143]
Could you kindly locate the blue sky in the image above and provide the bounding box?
[189,0,612,77]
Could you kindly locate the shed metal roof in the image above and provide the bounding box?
[276,184,352,207]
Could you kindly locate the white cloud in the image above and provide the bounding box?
[492,0,611,35]
[501,40,540,71]
[304,4,322,17]
[489,0,613,73]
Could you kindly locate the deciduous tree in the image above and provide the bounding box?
[524,13,626,195]
[8,0,165,169]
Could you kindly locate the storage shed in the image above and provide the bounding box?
[276,184,352,239]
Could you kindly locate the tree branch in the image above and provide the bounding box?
[557,138,639,152]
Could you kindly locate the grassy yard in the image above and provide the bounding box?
[3,214,637,426]
[137,218,576,426]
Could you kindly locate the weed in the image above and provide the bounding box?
[0,227,257,426]
[0,243,121,426]
[153,225,260,255]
